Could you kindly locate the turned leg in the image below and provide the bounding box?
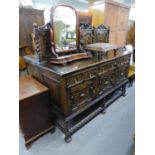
[64,122,72,143]
[130,76,134,87]
[101,110,106,114]
[64,134,72,143]
[122,84,126,96]
[50,110,56,134]
[25,143,32,149]
[101,99,106,114]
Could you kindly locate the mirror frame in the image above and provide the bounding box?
[50,4,78,54]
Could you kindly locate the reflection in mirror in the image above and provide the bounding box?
[52,6,77,52]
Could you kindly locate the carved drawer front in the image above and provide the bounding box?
[98,64,109,76]
[70,82,92,112]
[67,73,84,88]
[103,61,118,73]
[66,68,97,88]
[98,74,113,94]
[108,62,115,71]
[118,56,130,67]
[83,69,97,81]
[119,67,128,81]
[71,88,90,112]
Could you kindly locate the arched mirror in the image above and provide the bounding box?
[51,5,77,53]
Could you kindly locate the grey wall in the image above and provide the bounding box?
[30,0,135,22]
[32,0,88,11]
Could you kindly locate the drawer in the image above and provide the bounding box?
[69,80,92,93]
[66,68,97,88]
[83,69,97,80]
[67,73,84,88]
[98,63,109,75]
[69,80,95,112]
[98,74,113,93]
[117,57,130,67]
[70,87,92,112]
[119,67,128,81]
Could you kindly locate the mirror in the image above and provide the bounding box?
[51,5,77,53]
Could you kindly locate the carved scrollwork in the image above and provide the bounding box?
[33,23,57,62]
[94,24,110,43]
[79,23,94,52]
[67,55,130,113]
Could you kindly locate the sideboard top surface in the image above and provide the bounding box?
[24,51,131,77]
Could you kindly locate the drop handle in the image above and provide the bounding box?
[90,86,94,89]
[80,93,85,98]
[71,95,74,100]
[104,81,109,85]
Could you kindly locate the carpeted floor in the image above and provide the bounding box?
[19,84,135,155]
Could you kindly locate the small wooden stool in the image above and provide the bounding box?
[19,76,55,147]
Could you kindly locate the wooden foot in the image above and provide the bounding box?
[50,127,56,134]
[101,110,106,114]
[65,136,72,143]
[25,143,32,149]
[122,85,126,96]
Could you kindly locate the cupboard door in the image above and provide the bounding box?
[117,7,129,30]
[109,31,116,44]
[116,30,127,46]
[104,4,119,31]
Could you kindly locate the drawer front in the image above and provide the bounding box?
[99,74,112,93]
[119,66,128,81]
[66,55,131,113]
[70,86,91,112]
[69,80,93,112]
[66,68,97,88]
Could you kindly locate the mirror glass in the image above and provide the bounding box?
[52,6,77,52]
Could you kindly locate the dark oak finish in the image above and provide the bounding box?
[94,24,110,43]
[79,23,110,53]
[85,43,125,59]
[22,4,131,142]
[24,50,131,142]
[19,76,54,146]
[85,43,123,52]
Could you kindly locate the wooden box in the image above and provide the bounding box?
[19,76,54,146]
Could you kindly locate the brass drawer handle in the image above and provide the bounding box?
[104,81,109,85]
[80,93,85,98]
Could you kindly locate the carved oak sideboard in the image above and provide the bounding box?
[24,50,131,142]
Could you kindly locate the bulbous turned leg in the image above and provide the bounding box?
[64,122,72,143]
[25,143,32,149]
[101,105,106,115]
[101,110,106,114]
[64,135,72,143]
[122,84,126,96]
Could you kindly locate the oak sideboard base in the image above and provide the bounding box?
[24,51,131,143]
[53,80,127,142]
